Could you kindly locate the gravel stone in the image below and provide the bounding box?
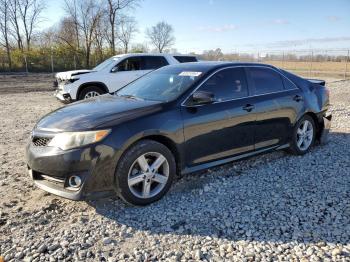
[37,244,47,253]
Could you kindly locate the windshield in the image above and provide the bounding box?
[116,68,203,102]
[93,57,118,71]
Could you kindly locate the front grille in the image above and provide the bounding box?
[32,136,52,147]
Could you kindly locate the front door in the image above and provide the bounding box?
[181,67,256,166]
[108,57,146,92]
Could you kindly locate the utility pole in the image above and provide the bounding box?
[51,47,54,74]
[345,49,349,80]
[24,54,28,75]
[309,50,313,77]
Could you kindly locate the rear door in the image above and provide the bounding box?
[246,67,304,149]
[182,67,256,166]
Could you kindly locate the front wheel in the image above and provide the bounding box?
[78,86,105,100]
[114,140,176,205]
[288,115,316,155]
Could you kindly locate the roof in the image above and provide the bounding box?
[111,53,197,58]
[160,61,279,72]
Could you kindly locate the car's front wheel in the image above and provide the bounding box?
[114,140,176,205]
[78,86,105,100]
[289,115,316,155]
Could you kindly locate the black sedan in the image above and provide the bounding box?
[26,62,332,205]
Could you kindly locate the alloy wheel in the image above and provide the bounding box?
[127,152,169,199]
[84,91,100,99]
[296,119,314,151]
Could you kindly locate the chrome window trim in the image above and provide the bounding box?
[181,65,299,107]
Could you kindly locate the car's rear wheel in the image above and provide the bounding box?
[78,86,105,100]
[288,115,316,155]
[114,140,175,205]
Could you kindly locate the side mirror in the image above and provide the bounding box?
[191,91,215,105]
[111,66,119,73]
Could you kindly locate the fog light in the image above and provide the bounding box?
[68,175,82,188]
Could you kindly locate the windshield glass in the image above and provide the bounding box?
[116,67,204,102]
[93,57,118,71]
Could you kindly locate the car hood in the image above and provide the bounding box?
[55,69,93,80]
[36,95,163,131]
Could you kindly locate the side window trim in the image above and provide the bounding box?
[181,65,299,107]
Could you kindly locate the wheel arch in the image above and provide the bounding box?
[77,82,109,99]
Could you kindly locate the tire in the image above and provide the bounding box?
[78,86,105,100]
[114,140,176,206]
[288,115,316,155]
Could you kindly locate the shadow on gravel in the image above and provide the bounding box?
[91,132,350,245]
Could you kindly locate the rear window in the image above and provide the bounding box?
[143,56,169,70]
[249,67,284,95]
[174,56,198,63]
[282,77,297,90]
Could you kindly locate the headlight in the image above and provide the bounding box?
[48,130,111,150]
[62,78,79,85]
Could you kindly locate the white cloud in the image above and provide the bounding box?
[197,24,238,33]
[272,19,289,25]
[267,36,350,48]
[326,16,341,22]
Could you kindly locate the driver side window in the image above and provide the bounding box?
[116,57,142,72]
[198,67,248,102]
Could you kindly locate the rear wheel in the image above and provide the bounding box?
[288,115,316,155]
[78,86,105,100]
[114,140,176,205]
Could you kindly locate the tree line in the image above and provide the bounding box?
[0,0,176,72]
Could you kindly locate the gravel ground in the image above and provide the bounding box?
[0,78,350,261]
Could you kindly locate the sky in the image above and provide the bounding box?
[43,0,350,53]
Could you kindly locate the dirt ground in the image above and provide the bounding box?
[0,74,54,94]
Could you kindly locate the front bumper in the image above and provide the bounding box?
[54,89,75,104]
[26,139,117,200]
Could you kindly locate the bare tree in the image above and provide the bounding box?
[106,0,139,54]
[117,15,137,53]
[64,0,103,67]
[8,0,23,50]
[130,42,149,53]
[0,0,12,69]
[18,0,45,51]
[93,17,106,62]
[146,21,175,53]
[56,17,80,52]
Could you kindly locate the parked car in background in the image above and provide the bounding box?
[53,53,198,103]
[27,62,331,205]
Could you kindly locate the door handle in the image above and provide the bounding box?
[242,104,255,112]
[293,95,303,102]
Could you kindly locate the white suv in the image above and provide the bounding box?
[54,53,198,103]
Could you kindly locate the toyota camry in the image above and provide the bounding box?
[26,62,332,205]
